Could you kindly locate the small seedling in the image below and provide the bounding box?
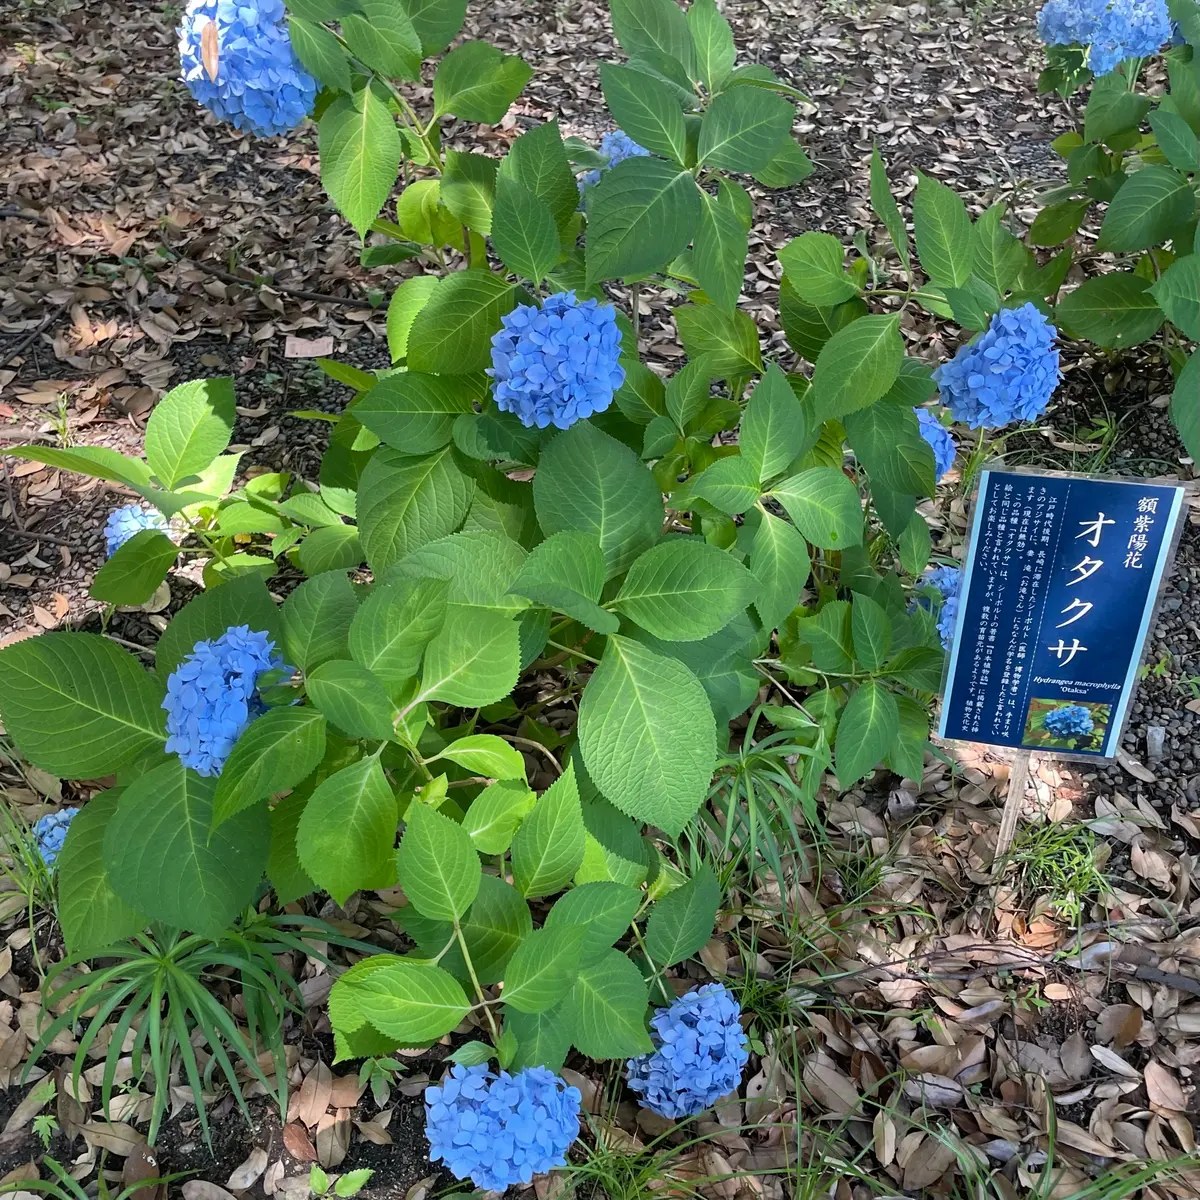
[308,1167,373,1198]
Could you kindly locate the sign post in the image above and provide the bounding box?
[936,469,1189,869]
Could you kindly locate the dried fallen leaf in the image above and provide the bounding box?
[82,1121,146,1156]
[1144,1061,1187,1113]
[200,20,220,80]
[227,1147,269,1190]
[1090,1044,1142,1080]
[183,1183,238,1200]
[295,1060,332,1128]
[282,1122,317,1163]
[1060,1031,1092,1082]
[2,1077,56,1136]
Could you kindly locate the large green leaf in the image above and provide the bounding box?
[461,779,536,853]
[645,864,720,967]
[358,445,475,571]
[502,925,586,1013]
[614,539,758,641]
[1149,107,1200,172]
[282,570,358,671]
[688,455,760,515]
[319,82,401,238]
[1056,273,1165,349]
[497,120,580,230]
[578,635,716,836]
[1097,165,1195,252]
[406,270,518,374]
[0,634,165,778]
[687,0,735,90]
[1171,352,1200,460]
[342,0,421,79]
[420,604,520,707]
[741,362,810,483]
[779,282,868,362]
[769,468,863,550]
[289,16,353,91]
[599,63,688,163]
[389,529,528,615]
[585,157,701,285]
[490,176,562,284]
[834,680,899,787]
[433,734,526,781]
[844,404,937,497]
[400,0,469,54]
[457,874,533,983]
[297,755,398,904]
[354,373,483,455]
[674,305,762,377]
[89,530,178,606]
[1150,255,1200,339]
[544,882,640,966]
[0,445,151,489]
[912,170,973,289]
[440,151,497,235]
[851,594,891,671]
[750,510,811,631]
[973,205,1029,295]
[507,530,618,635]
[354,959,471,1042]
[532,422,664,576]
[433,41,532,122]
[348,576,449,689]
[306,660,397,741]
[507,1001,574,1072]
[698,87,793,173]
[869,147,910,268]
[144,377,235,488]
[396,801,481,921]
[693,186,748,311]
[576,793,649,888]
[609,0,696,76]
[808,314,904,421]
[105,760,268,934]
[511,762,587,897]
[57,791,146,954]
[157,576,282,677]
[779,233,859,306]
[568,949,653,1058]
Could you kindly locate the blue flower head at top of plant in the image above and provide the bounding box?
[916,564,962,651]
[1044,703,1095,737]
[489,291,626,430]
[33,808,79,869]
[104,505,169,558]
[163,625,290,777]
[424,1062,581,1191]
[1037,0,1173,76]
[579,129,651,189]
[914,408,957,483]
[932,302,1061,430]
[625,983,749,1120]
[179,0,317,138]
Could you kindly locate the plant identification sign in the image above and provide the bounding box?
[939,469,1187,758]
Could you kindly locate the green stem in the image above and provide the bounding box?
[545,638,602,666]
[629,921,673,1005]
[454,921,501,1043]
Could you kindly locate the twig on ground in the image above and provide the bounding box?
[1,459,22,531]
[1,298,73,369]
[0,523,85,550]
[186,258,379,309]
[0,208,50,224]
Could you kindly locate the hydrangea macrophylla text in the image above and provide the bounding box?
[179,0,317,137]
[425,1063,580,1190]
[163,626,291,777]
[33,808,79,869]
[1044,702,1095,737]
[579,129,650,189]
[103,505,169,558]
[489,291,625,429]
[625,983,749,1119]
[915,407,957,482]
[1037,0,1174,76]
[933,303,1061,430]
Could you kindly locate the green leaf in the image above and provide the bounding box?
[741,362,810,483]
[433,41,532,122]
[943,275,1001,332]
[794,600,853,672]
[664,355,714,432]
[355,372,483,455]
[689,455,760,515]
[533,422,664,576]
[268,789,316,905]
[411,603,516,708]
[348,576,449,690]
[851,594,891,671]
[1085,74,1153,144]
[577,793,649,887]
[599,63,689,163]
[461,779,536,854]
[752,136,813,188]
[693,187,748,311]
[578,635,716,836]
[609,0,696,76]
[358,445,475,571]
[406,270,518,374]
[687,0,734,91]
[441,151,497,235]
[1056,273,1165,349]
[335,1170,373,1199]
[297,525,364,575]
[779,233,859,306]
[282,570,358,671]
[89,530,178,606]
[674,305,762,377]
[57,790,146,954]
[698,87,793,173]
[490,176,562,284]
[750,510,811,630]
[457,874,533,983]
[869,147,910,268]
[544,882,640,966]
[157,576,282,678]
[288,17,352,92]
[507,1001,574,1072]
[1150,255,1200,339]
[614,539,758,641]
[400,0,469,54]
[507,531,618,635]
[354,959,471,1042]
[296,755,398,904]
[972,205,1028,295]
[211,707,327,829]
[0,444,151,488]
[396,801,481,921]
[898,511,932,576]
[834,680,899,787]
[341,0,421,80]
[769,468,863,550]
[843,404,937,497]
[502,925,586,1013]
[511,762,587,898]
[645,864,720,966]
[105,760,267,935]
[1098,165,1195,252]
[585,157,701,285]
[779,283,868,362]
[1150,108,1200,171]
[433,734,526,780]
[912,170,973,289]
[0,634,165,778]
[319,83,402,239]
[1029,198,1093,247]
[144,377,235,488]
[568,949,652,1058]
[306,661,397,741]
[497,120,580,231]
[808,313,904,422]
[1171,352,1200,460]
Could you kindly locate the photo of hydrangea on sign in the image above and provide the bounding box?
[1022,698,1112,751]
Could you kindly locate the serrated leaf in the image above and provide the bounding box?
[502,925,586,1013]
[544,882,640,966]
[843,403,936,497]
[406,269,518,374]
[769,468,863,550]
[645,864,720,966]
[599,62,689,163]
[1171,352,1200,460]
[808,313,904,422]
[507,1001,575,1071]
[157,576,283,678]
[687,0,735,90]
[282,570,358,671]
[401,0,469,54]
[354,959,471,1042]
[912,170,973,289]
[461,779,536,854]
[0,445,151,488]
[689,455,760,515]
[1056,273,1165,349]
[779,232,859,306]
[396,801,481,921]
[693,187,748,311]
[144,376,235,488]
[698,86,793,173]
[342,0,421,79]
[419,605,520,707]
[511,762,587,897]
[741,362,810,482]
[289,16,353,92]
[297,525,364,575]
[89,530,178,606]
[674,304,762,377]
[834,680,899,787]
[1097,165,1194,252]
[869,146,910,268]
[851,594,891,671]
[1150,107,1200,171]
[750,510,810,630]
[1150,255,1200,339]
[609,0,696,76]
[433,41,532,122]
[490,175,562,284]
[319,83,401,238]
[497,120,580,230]
[348,575,449,689]
[433,734,526,780]
[568,949,652,1058]
[441,150,497,235]
[507,531,618,634]
[354,372,483,454]
[306,660,396,741]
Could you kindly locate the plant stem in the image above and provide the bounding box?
[545,638,602,666]
[629,921,673,1005]
[454,921,501,1043]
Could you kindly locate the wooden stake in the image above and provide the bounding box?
[992,748,1032,878]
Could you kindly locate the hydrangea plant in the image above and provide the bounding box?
[33,809,79,869]
[1043,703,1096,738]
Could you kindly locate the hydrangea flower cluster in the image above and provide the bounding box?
[919,565,962,651]
[625,984,749,1119]
[489,291,626,430]
[103,505,169,558]
[425,1063,581,1190]
[933,303,1061,430]
[33,809,78,869]
[179,0,317,137]
[1044,703,1095,737]
[915,408,957,482]
[580,129,650,189]
[1038,0,1174,76]
[163,626,290,776]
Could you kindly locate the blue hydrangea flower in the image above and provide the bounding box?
[933,303,1061,430]
[33,809,79,869]
[1044,703,1095,737]
[1037,0,1173,75]
[915,408,956,483]
[103,505,169,558]
[579,129,651,189]
[163,626,290,776]
[489,291,625,429]
[425,1063,581,1190]
[179,0,317,137]
[917,565,962,651]
[626,984,749,1119]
